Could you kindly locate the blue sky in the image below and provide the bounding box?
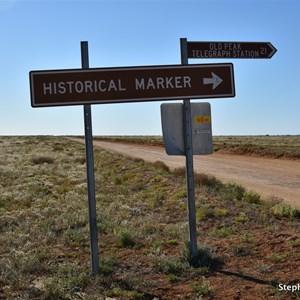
[0,0,299,135]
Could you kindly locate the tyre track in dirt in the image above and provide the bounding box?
[67,137,300,208]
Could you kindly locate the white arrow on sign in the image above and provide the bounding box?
[203,72,223,90]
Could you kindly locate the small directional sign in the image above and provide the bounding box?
[30,63,235,107]
[187,41,277,59]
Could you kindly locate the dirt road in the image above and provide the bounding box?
[68,138,300,207]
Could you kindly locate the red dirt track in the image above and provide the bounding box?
[68,138,300,208]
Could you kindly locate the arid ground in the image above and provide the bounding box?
[1,136,300,299]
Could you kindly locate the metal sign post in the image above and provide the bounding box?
[180,38,199,266]
[81,41,99,275]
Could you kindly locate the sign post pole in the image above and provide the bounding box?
[81,41,99,275]
[180,38,199,266]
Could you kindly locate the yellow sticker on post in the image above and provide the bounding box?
[194,116,211,124]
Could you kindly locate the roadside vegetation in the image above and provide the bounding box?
[1,136,300,299]
[213,135,300,159]
[95,135,300,159]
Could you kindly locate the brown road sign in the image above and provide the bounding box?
[187,41,277,59]
[29,63,235,107]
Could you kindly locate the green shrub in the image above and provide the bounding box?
[196,205,215,221]
[270,203,300,219]
[174,189,187,200]
[31,156,54,164]
[214,208,229,217]
[167,239,179,245]
[266,252,289,263]
[173,167,186,177]
[153,160,170,173]
[157,256,186,275]
[181,241,219,268]
[116,230,137,248]
[197,244,216,267]
[44,263,90,299]
[192,280,212,297]
[234,212,249,223]
[149,190,165,208]
[106,288,144,300]
[225,182,246,201]
[10,250,40,274]
[74,156,86,164]
[211,226,236,238]
[196,206,228,221]
[289,239,300,248]
[233,246,252,257]
[194,173,222,189]
[99,257,117,275]
[168,274,180,283]
[243,190,261,204]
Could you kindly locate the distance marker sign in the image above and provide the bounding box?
[29,63,235,107]
[187,41,277,59]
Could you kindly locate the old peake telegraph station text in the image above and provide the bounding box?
[187,41,277,59]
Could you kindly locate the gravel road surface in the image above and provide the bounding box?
[68,138,300,207]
